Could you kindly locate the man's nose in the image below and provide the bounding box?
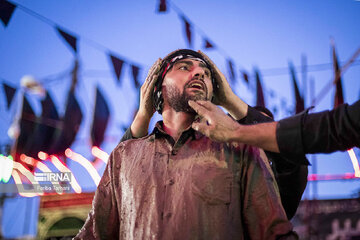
[193,67,205,79]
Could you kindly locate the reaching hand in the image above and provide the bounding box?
[197,51,248,120]
[131,58,162,138]
[138,58,162,119]
[189,100,240,142]
[196,50,235,108]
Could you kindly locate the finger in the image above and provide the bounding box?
[154,58,162,74]
[194,100,216,111]
[146,58,162,81]
[147,64,157,81]
[191,122,210,136]
[148,61,162,86]
[188,100,210,118]
[147,71,158,90]
[147,63,157,78]
[144,59,162,88]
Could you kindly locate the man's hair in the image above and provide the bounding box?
[253,106,274,119]
[153,49,216,113]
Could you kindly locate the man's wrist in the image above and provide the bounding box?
[136,109,152,122]
[131,111,152,138]
[223,94,248,120]
[221,92,237,109]
[229,124,245,142]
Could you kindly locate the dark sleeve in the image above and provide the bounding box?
[240,105,309,165]
[239,105,273,124]
[74,151,120,239]
[277,100,360,155]
[120,127,133,142]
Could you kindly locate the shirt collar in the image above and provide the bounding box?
[151,120,202,141]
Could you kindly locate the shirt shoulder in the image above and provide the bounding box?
[115,134,155,153]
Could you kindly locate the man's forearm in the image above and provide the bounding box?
[130,113,151,138]
[222,93,248,120]
[231,122,280,153]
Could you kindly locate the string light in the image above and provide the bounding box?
[20,154,37,166]
[11,170,39,198]
[14,154,66,194]
[347,149,360,177]
[35,160,65,195]
[308,173,359,181]
[91,146,109,164]
[65,148,101,186]
[12,161,44,197]
[38,151,49,160]
[50,155,82,193]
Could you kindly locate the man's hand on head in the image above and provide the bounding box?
[138,58,162,119]
[189,100,240,142]
[130,58,162,138]
[197,50,248,120]
[196,51,234,107]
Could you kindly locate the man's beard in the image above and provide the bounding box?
[166,85,208,113]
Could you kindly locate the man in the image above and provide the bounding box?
[121,51,308,220]
[188,99,360,155]
[75,49,297,239]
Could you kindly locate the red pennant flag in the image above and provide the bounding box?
[203,38,214,49]
[131,65,141,88]
[255,70,265,108]
[13,95,37,171]
[0,0,16,27]
[37,92,59,152]
[109,54,124,84]
[289,63,304,114]
[227,59,236,83]
[158,0,167,12]
[26,92,60,158]
[56,27,78,53]
[49,61,82,156]
[182,16,192,48]
[241,71,249,85]
[332,44,344,107]
[2,82,17,109]
[49,91,83,156]
[91,86,110,148]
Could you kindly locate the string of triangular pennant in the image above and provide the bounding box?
[0,0,142,90]
[0,0,352,116]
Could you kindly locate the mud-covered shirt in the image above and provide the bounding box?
[75,121,296,240]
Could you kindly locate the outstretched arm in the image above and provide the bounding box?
[189,99,360,155]
[277,99,360,155]
[189,100,280,151]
